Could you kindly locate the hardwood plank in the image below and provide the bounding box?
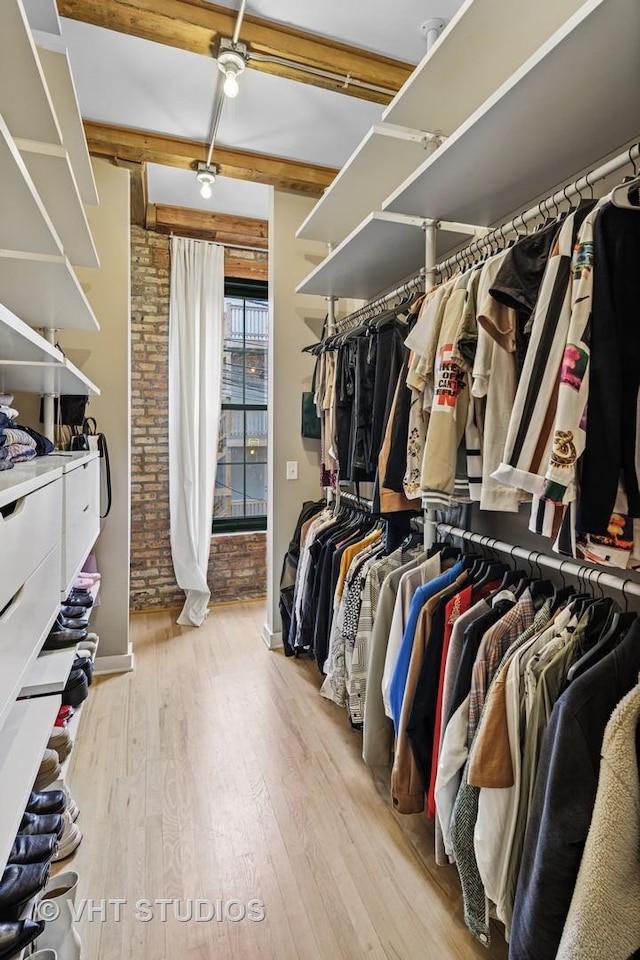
[224,253,268,282]
[58,0,412,104]
[63,601,508,959]
[84,120,335,195]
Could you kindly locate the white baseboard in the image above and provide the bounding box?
[261,623,283,650]
[94,652,135,676]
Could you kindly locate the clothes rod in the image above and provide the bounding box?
[334,270,425,332]
[435,141,640,275]
[436,523,640,600]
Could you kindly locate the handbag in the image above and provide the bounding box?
[70,418,112,518]
[301,319,325,441]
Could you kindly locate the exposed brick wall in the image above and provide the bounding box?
[130,225,267,610]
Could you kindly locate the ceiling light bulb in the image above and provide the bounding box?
[196,164,217,199]
[223,67,240,98]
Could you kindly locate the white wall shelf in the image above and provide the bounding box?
[384,0,589,131]
[296,125,438,246]
[20,645,78,698]
[385,0,640,228]
[0,251,99,331]
[296,212,473,300]
[36,44,99,206]
[15,139,99,268]
[0,116,63,258]
[0,0,62,146]
[0,694,61,875]
[22,0,62,37]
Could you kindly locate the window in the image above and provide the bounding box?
[214,279,268,532]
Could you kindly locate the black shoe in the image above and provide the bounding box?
[0,863,50,920]
[56,613,89,630]
[65,590,93,607]
[60,605,89,619]
[19,813,64,841]
[72,655,93,686]
[0,919,45,959]
[26,790,66,816]
[62,669,89,709]
[43,628,87,652]
[8,834,58,865]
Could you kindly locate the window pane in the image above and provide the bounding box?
[216,287,268,528]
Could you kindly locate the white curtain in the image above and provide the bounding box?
[168,236,224,626]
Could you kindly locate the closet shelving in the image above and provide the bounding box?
[385,0,640,225]
[0,0,102,881]
[297,212,472,300]
[297,0,640,304]
[296,0,587,249]
[0,696,61,875]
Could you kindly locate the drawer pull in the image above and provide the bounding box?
[0,584,25,621]
[83,504,89,513]
[0,497,25,520]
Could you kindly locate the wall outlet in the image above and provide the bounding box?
[286,460,298,481]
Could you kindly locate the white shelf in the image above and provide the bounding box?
[296,125,437,245]
[20,644,78,698]
[15,139,99,268]
[385,0,640,228]
[36,45,99,206]
[23,0,61,36]
[0,0,62,146]
[296,212,472,300]
[383,0,587,131]
[0,116,62,257]
[0,695,61,875]
[0,251,99,331]
[0,459,63,510]
[0,303,100,395]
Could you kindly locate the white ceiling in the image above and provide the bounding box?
[61,2,465,218]
[210,0,465,63]
[147,164,272,219]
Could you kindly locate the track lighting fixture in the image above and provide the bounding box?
[196,162,218,199]
[217,39,248,99]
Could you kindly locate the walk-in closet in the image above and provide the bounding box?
[0,0,638,958]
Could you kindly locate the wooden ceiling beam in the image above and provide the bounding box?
[84,120,336,195]
[58,0,412,104]
[147,204,268,247]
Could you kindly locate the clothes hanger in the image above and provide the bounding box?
[610,145,640,210]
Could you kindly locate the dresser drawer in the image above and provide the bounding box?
[0,478,62,613]
[62,457,100,592]
[0,542,61,712]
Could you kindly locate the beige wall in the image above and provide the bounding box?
[266,190,325,642]
[57,159,132,667]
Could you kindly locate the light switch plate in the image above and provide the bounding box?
[286,461,298,481]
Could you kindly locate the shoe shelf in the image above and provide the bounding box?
[20,645,79,699]
[384,0,640,227]
[0,694,61,876]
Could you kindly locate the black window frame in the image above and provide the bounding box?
[213,278,268,534]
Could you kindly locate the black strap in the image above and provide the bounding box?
[99,434,112,518]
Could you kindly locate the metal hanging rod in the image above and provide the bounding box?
[334,270,426,333]
[335,489,374,512]
[436,523,640,601]
[434,142,640,276]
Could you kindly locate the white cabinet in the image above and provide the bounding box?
[0,476,61,612]
[62,453,100,595]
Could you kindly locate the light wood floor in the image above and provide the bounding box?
[65,601,508,960]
